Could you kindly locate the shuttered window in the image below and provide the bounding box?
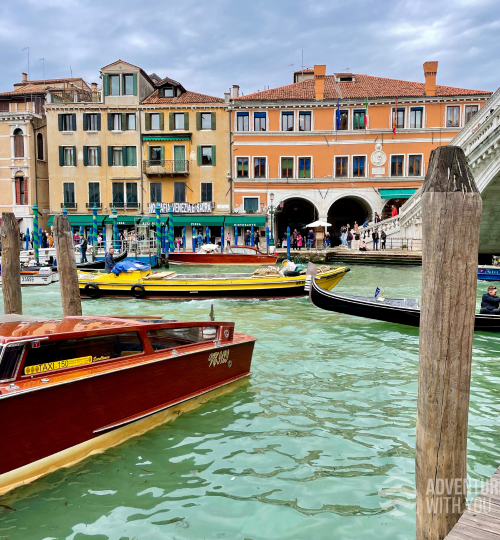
[150,182,162,204]
[127,114,136,130]
[64,147,75,166]
[174,182,186,203]
[201,146,213,166]
[174,113,185,129]
[109,75,120,95]
[126,147,137,167]
[123,74,134,95]
[150,113,161,130]
[201,183,213,202]
[112,183,124,207]
[63,183,75,206]
[126,183,138,207]
[201,113,212,129]
[88,182,100,205]
[13,129,24,157]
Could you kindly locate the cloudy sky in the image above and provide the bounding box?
[1,0,499,97]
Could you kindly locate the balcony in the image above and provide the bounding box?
[109,202,139,210]
[61,202,77,209]
[143,160,189,177]
[86,202,103,209]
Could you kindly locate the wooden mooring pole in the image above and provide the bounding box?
[416,146,482,539]
[1,212,22,314]
[53,214,82,317]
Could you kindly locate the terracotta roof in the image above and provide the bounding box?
[294,68,314,74]
[236,74,492,101]
[13,77,85,87]
[0,77,85,98]
[143,89,224,104]
[156,75,183,87]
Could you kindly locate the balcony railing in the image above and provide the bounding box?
[109,202,139,209]
[61,202,77,209]
[86,202,103,209]
[144,160,189,176]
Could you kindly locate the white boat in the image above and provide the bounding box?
[0,267,58,286]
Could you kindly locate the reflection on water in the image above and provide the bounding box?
[1,264,499,539]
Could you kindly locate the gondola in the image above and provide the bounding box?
[308,277,500,333]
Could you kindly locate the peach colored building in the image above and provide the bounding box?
[231,62,491,244]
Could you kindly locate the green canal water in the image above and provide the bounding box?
[1,264,500,540]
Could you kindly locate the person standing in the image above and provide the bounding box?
[354,221,359,235]
[380,230,387,250]
[391,205,398,217]
[374,212,381,223]
[372,228,379,250]
[105,247,115,273]
[48,232,54,248]
[307,229,315,249]
[480,285,500,314]
[197,232,203,250]
[226,232,231,246]
[244,229,251,246]
[346,230,353,249]
[340,225,347,245]
[297,233,303,251]
[363,217,369,228]
[325,232,331,248]
[80,236,88,263]
[254,231,260,249]
[292,229,298,250]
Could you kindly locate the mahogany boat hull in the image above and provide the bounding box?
[168,252,278,265]
[0,337,255,492]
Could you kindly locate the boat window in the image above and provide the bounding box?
[0,344,25,381]
[230,247,256,255]
[148,327,218,351]
[22,332,143,376]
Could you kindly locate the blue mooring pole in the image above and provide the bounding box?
[286,226,291,260]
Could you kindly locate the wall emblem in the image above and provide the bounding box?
[371,143,387,167]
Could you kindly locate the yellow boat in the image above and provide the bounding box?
[78,264,349,300]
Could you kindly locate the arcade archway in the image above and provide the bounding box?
[381,199,406,220]
[327,196,372,233]
[276,197,317,242]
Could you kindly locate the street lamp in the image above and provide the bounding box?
[269,192,276,247]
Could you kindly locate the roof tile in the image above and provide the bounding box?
[143,89,224,104]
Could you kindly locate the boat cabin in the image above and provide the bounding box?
[228,246,266,256]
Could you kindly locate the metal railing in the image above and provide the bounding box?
[86,202,102,209]
[61,202,77,209]
[143,160,189,176]
[108,202,139,209]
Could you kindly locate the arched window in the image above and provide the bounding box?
[13,128,24,158]
[37,133,44,161]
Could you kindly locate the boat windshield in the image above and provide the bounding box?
[230,247,257,255]
[0,344,25,382]
[148,326,219,351]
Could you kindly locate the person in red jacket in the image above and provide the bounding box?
[391,205,398,217]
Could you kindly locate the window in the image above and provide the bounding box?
[201,146,213,166]
[123,74,134,95]
[150,182,162,204]
[281,112,294,131]
[201,113,212,129]
[335,157,348,177]
[37,133,44,160]
[150,146,162,165]
[126,114,136,130]
[61,114,73,131]
[254,112,266,131]
[163,86,174,97]
[237,157,249,178]
[87,113,98,131]
[147,327,217,350]
[353,156,366,177]
[409,155,422,176]
[88,182,100,205]
[391,155,404,176]
[353,110,367,129]
[112,147,123,166]
[17,177,26,205]
[339,111,349,130]
[410,107,423,129]
[150,113,160,130]
[254,157,266,178]
[299,158,311,178]
[281,157,293,178]
[109,75,120,95]
[64,147,74,166]
[466,105,478,123]
[88,147,99,166]
[112,183,124,207]
[237,112,249,131]
[447,106,460,127]
[0,344,24,382]
[174,113,185,129]
[174,182,186,203]
[22,333,143,376]
[126,182,138,207]
[299,112,311,131]
[201,183,213,202]
[112,113,121,131]
[13,128,23,157]
[244,197,259,212]
[126,146,137,167]
[63,182,75,206]
[392,108,405,129]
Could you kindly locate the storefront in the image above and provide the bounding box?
[46,215,106,239]
[224,216,267,246]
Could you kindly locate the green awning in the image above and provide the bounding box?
[173,216,225,227]
[103,215,142,225]
[379,189,417,199]
[46,215,106,227]
[224,215,267,227]
[142,136,191,141]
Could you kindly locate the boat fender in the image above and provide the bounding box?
[84,283,100,298]
[131,284,146,298]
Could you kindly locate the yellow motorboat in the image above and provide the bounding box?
[78,264,349,300]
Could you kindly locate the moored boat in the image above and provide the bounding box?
[168,245,278,265]
[78,264,349,300]
[478,265,500,281]
[0,314,256,495]
[0,267,58,286]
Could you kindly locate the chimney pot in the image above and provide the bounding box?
[314,64,326,101]
[224,92,230,103]
[232,85,240,98]
[423,61,438,96]
[22,72,28,83]
[91,82,98,91]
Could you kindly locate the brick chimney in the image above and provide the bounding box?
[423,61,438,96]
[314,65,326,101]
[91,82,98,92]
[22,72,28,83]
[232,85,240,98]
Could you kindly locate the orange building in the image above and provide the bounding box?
[231,62,491,243]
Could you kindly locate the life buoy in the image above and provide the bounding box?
[84,283,100,298]
[131,284,146,298]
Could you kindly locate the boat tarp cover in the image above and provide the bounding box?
[111,261,151,276]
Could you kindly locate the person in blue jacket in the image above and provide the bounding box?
[196,232,204,250]
[480,285,500,314]
[105,247,115,273]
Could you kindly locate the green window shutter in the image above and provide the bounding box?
[73,146,77,166]
[72,114,76,131]
[211,146,216,166]
[122,146,127,166]
[196,112,201,130]
[59,146,64,166]
[96,113,101,131]
[83,113,88,131]
[103,74,110,96]
[160,146,165,161]
[169,112,174,130]
[133,73,137,96]
[184,112,189,129]
[127,147,137,166]
[107,113,113,131]
[197,146,202,166]
[211,112,216,130]
[108,146,113,166]
[121,113,127,130]
[145,113,150,131]
[83,146,88,166]
[97,146,101,166]
[159,112,164,130]
[58,114,63,131]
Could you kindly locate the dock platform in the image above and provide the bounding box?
[275,248,422,265]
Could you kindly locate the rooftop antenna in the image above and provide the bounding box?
[39,58,45,85]
[343,67,350,72]
[70,65,73,78]
[21,47,29,80]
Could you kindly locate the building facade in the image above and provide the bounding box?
[231,62,491,243]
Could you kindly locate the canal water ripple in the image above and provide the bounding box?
[1,263,499,540]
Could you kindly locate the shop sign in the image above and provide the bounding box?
[148,202,214,214]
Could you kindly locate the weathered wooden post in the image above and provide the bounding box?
[53,214,82,317]
[1,212,22,314]
[416,146,482,539]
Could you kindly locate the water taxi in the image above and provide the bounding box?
[0,314,255,496]
[78,264,349,299]
[168,245,278,266]
[0,267,58,286]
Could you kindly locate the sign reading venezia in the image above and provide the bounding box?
[148,202,214,214]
